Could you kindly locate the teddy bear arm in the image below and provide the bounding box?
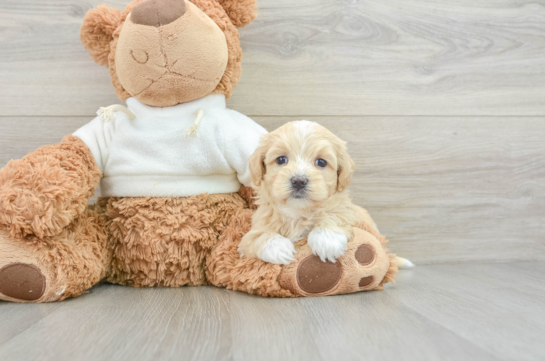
[0,135,102,239]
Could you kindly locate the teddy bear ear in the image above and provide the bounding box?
[80,5,123,66]
[216,0,258,28]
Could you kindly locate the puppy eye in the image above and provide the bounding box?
[276,156,288,165]
[315,159,327,168]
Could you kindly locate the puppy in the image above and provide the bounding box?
[238,120,377,265]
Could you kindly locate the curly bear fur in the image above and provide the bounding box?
[0,0,397,303]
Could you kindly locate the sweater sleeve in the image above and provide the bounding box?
[222,110,268,187]
[73,114,118,173]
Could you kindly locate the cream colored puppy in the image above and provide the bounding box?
[238,120,373,265]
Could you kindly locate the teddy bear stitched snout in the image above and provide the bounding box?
[131,0,187,27]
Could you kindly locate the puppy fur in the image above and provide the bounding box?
[238,120,375,265]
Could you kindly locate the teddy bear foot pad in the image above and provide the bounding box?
[0,263,46,301]
[279,228,392,296]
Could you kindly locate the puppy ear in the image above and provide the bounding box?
[337,143,356,192]
[216,0,258,28]
[248,143,266,187]
[80,5,123,66]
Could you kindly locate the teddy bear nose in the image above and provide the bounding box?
[131,0,186,27]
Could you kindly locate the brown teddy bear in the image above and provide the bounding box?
[0,0,398,303]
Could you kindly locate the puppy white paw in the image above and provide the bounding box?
[308,229,348,263]
[259,235,297,265]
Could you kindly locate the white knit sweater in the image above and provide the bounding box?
[73,95,267,197]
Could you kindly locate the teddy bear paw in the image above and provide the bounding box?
[0,230,62,303]
[278,227,392,296]
[0,263,46,302]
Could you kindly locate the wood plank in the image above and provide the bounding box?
[0,117,89,164]
[2,263,544,361]
[0,286,233,360]
[0,302,64,346]
[227,289,497,361]
[1,116,544,264]
[0,0,544,116]
[389,262,545,361]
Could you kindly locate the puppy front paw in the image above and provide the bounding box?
[308,229,348,263]
[259,235,296,265]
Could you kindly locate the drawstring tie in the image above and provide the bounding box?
[185,109,204,138]
[96,105,204,138]
[97,104,136,122]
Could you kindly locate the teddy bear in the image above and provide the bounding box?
[0,0,398,303]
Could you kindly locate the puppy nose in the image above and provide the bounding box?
[291,176,308,191]
[131,0,186,27]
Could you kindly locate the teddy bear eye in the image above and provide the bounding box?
[276,156,288,165]
[315,159,327,168]
[130,50,149,64]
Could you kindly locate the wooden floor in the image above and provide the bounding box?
[0,262,543,361]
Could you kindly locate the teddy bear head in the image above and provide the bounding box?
[80,0,257,107]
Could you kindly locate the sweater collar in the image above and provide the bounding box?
[125,94,226,118]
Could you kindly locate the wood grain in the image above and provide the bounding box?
[1,262,544,361]
[1,116,544,265]
[227,288,497,361]
[0,0,544,116]
[387,263,545,361]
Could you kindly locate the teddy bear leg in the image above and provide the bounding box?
[0,205,110,303]
[207,210,398,297]
[278,224,398,296]
[206,209,296,297]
